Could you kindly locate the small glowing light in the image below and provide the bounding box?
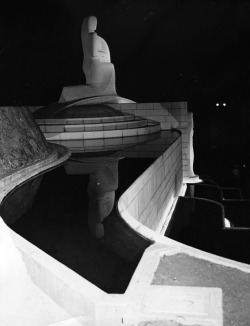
[223,103,226,106]
[243,164,246,168]
[216,103,219,107]
[224,218,231,228]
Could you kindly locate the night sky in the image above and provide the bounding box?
[1,0,250,176]
[1,0,250,105]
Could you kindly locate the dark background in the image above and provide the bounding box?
[1,0,250,184]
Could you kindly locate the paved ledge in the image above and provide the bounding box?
[123,244,223,326]
[1,104,250,325]
[153,253,250,326]
[122,242,250,326]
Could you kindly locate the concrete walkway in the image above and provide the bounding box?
[0,217,83,326]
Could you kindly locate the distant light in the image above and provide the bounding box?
[223,103,226,106]
[216,103,219,107]
[224,218,231,228]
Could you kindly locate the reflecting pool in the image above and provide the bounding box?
[2,131,180,293]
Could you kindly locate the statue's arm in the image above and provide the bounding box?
[91,33,102,57]
[91,34,108,58]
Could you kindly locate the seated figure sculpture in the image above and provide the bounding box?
[59,16,116,102]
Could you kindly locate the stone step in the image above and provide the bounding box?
[36,113,134,125]
[42,121,161,141]
[39,118,148,133]
[50,132,161,153]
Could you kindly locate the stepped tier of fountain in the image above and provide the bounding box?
[35,103,161,143]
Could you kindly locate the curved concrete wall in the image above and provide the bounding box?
[118,134,183,233]
[1,105,250,326]
[109,101,192,179]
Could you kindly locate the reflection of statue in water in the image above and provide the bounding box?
[59,16,116,103]
[87,161,119,238]
[65,157,122,238]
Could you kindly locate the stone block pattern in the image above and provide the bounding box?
[29,101,190,177]
[119,136,182,231]
[109,101,190,179]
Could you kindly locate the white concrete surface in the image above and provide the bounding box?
[1,103,250,326]
[0,217,77,326]
[118,135,183,231]
[59,16,116,102]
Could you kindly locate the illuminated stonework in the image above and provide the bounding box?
[59,16,117,103]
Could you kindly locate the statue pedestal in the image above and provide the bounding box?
[59,62,117,103]
[184,175,203,184]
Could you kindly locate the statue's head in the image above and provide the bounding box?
[82,16,97,34]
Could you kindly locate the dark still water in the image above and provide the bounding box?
[1,131,180,293]
[1,157,153,293]
[166,196,250,265]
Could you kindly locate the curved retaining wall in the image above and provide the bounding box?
[1,106,250,325]
[118,133,183,233]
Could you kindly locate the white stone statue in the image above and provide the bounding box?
[185,112,202,183]
[59,16,117,103]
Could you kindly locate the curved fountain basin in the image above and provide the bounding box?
[1,119,250,326]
